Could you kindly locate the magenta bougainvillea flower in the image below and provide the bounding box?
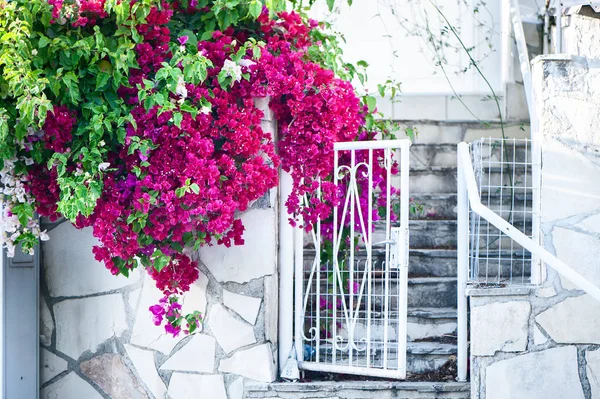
[2,1,399,336]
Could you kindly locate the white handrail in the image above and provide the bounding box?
[458,142,600,301]
[456,142,600,382]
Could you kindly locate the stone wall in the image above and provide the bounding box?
[39,100,279,399]
[469,55,600,398]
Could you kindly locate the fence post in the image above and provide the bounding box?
[457,143,469,382]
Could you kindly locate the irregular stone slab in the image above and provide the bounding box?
[54,294,127,360]
[579,213,600,234]
[536,294,600,344]
[541,140,600,221]
[536,286,557,298]
[553,227,600,290]
[42,223,140,297]
[586,349,600,399]
[200,209,276,283]
[160,334,215,373]
[80,353,148,399]
[128,288,141,311]
[180,269,209,318]
[41,372,103,399]
[219,344,276,382]
[471,301,530,356]
[208,304,256,354]
[130,276,186,354]
[223,290,262,325]
[485,346,584,399]
[228,377,244,399]
[40,296,54,347]
[168,373,227,399]
[124,345,167,399]
[41,349,68,384]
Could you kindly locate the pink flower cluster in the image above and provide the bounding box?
[41,105,76,153]
[48,0,107,27]
[27,2,398,337]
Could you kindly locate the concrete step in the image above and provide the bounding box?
[407,277,456,308]
[303,248,530,279]
[246,381,470,398]
[410,141,530,169]
[408,307,457,342]
[405,166,531,195]
[368,277,457,309]
[307,341,457,375]
[411,193,533,221]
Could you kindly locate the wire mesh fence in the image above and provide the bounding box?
[468,137,539,286]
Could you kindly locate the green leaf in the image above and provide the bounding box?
[38,35,51,48]
[173,112,183,128]
[152,250,170,272]
[96,72,111,90]
[248,0,262,19]
[326,0,335,11]
[190,183,200,194]
[365,95,377,113]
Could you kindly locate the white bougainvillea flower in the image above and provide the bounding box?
[98,162,110,171]
[222,59,243,82]
[239,59,256,68]
[176,76,188,100]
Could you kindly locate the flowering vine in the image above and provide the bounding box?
[0,0,404,336]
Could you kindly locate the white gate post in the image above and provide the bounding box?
[457,144,469,382]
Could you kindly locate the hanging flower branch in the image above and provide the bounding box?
[0,0,403,336]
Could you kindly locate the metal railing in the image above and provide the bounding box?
[469,137,538,286]
[456,141,600,381]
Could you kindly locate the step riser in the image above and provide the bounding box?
[412,194,533,220]
[246,382,471,399]
[410,143,529,169]
[408,318,457,341]
[368,280,457,309]
[407,280,457,308]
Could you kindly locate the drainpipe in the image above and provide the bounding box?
[278,171,294,374]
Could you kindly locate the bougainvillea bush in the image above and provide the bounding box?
[0,0,402,336]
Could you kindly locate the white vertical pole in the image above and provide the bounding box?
[0,202,3,395]
[398,141,410,379]
[555,2,562,53]
[278,171,294,373]
[457,144,469,382]
[294,217,304,363]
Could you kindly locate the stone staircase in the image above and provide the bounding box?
[246,123,529,398]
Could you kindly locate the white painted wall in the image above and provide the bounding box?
[309,0,504,94]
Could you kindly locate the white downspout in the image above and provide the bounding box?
[278,171,294,374]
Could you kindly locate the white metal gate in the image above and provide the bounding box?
[293,139,410,379]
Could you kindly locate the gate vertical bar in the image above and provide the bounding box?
[349,150,356,367]
[366,149,373,367]
[382,147,391,368]
[332,149,339,366]
[457,144,469,382]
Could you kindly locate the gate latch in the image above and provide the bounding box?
[389,226,408,270]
